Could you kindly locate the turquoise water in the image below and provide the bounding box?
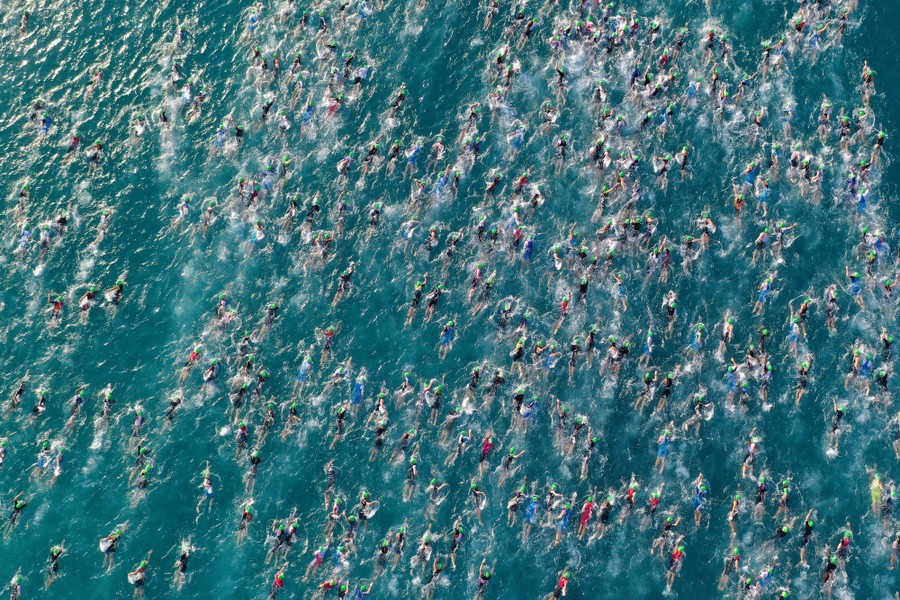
[1,0,899,597]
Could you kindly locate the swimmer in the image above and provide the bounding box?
[544,568,571,599]
[470,483,487,525]
[753,271,778,316]
[128,552,152,598]
[47,543,64,586]
[100,524,126,570]
[8,570,21,600]
[439,320,455,359]
[829,400,846,452]
[654,423,675,473]
[172,538,192,591]
[5,492,28,536]
[196,462,217,512]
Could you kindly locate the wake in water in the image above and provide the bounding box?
[1,0,899,598]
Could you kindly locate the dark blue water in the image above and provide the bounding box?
[0,0,898,598]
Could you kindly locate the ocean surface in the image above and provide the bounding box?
[0,0,899,598]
